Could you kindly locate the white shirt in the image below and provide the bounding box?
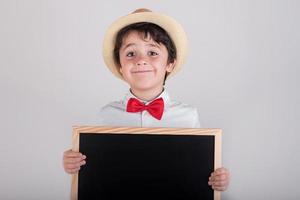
[98,89,201,128]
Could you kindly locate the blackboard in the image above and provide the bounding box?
[71,126,222,200]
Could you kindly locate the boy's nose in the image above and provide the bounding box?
[136,61,147,66]
[136,60,148,66]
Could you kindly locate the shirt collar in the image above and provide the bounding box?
[123,88,171,106]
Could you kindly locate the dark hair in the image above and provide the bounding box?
[113,22,177,83]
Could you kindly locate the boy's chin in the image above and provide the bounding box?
[130,83,164,92]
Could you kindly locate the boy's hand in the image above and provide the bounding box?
[208,167,230,191]
[63,149,86,174]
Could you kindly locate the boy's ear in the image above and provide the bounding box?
[166,59,176,73]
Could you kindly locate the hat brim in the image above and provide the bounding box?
[102,11,188,81]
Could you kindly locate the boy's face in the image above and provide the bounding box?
[119,31,175,94]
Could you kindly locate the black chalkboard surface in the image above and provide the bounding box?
[71,126,222,200]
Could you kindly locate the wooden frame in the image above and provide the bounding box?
[71,126,222,200]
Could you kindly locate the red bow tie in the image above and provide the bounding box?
[126,97,164,120]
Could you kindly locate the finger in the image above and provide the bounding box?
[209,168,229,178]
[208,176,214,183]
[208,176,217,185]
[64,163,80,170]
[64,152,85,158]
[212,180,228,187]
[64,150,85,158]
[208,180,212,185]
[212,185,227,191]
[66,166,81,174]
[64,157,85,164]
[211,172,229,182]
[215,168,227,175]
[65,160,86,169]
[208,176,217,184]
[213,174,228,181]
[208,177,213,185]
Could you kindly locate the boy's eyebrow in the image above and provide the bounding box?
[121,43,161,51]
[146,43,161,49]
[121,43,135,51]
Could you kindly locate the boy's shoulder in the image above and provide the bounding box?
[168,99,196,109]
[100,100,125,112]
[167,99,199,117]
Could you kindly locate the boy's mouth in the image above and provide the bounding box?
[132,70,153,74]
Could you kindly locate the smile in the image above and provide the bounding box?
[132,70,153,73]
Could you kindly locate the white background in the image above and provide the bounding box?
[0,0,299,199]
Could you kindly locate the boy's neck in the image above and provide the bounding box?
[130,87,164,102]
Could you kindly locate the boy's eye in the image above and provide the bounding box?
[148,51,158,56]
[126,52,135,57]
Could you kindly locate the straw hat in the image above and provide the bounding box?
[102,8,188,80]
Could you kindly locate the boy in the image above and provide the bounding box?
[63,8,229,192]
